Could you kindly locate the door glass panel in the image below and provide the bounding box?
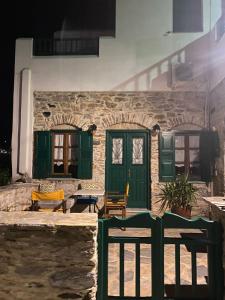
[132,138,144,164]
[112,138,123,164]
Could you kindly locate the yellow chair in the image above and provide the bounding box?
[104,183,129,219]
[31,189,66,213]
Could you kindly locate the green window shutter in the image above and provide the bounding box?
[159,132,175,182]
[77,131,93,179]
[200,131,212,183]
[33,131,52,179]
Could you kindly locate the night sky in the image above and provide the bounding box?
[0,0,115,150]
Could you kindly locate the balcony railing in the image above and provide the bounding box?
[33,38,99,56]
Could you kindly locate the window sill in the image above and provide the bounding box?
[46,178,79,181]
[189,181,207,184]
[159,180,208,184]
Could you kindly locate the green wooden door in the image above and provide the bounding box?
[106,130,150,208]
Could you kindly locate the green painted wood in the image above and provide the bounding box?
[127,131,150,208]
[97,219,109,300]
[206,226,214,300]
[33,131,52,179]
[207,222,224,300]
[105,130,150,209]
[191,251,197,286]
[106,131,127,194]
[214,222,224,300]
[120,243,125,297]
[108,297,152,299]
[108,237,152,244]
[162,212,214,229]
[135,243,141,297]
[152,217,164,300]
[175,244,181,294]
[164,237,212,246]
[102,212,156,229]
[77,131,93,179]
[159,132,175,182]
[98,212,223,300]
[97,220,104,300]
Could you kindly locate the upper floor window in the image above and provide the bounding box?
[33,38,99,56]
[173,0,203,33]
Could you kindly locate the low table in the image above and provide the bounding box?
[73,189,105,212]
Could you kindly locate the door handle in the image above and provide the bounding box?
[128,169,131,178]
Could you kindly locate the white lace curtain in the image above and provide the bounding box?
[54,135,64,164]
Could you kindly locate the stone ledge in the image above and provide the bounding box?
[0,183,38,191]
[0,211,97,227]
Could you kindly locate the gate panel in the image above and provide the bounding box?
[97,212,164,300]
[97,212,223,300]
[162,212,223,300]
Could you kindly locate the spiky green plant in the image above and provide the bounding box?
[157,175,197,212]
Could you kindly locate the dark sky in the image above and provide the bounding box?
[0,0,115,149]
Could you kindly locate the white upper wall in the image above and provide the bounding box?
[14,0,222,92]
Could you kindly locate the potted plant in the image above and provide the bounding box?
[158,175,198,218]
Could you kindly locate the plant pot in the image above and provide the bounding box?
[171,206,192,219]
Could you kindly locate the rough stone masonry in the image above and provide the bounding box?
[0,212,97,300]
[33,91,210,214]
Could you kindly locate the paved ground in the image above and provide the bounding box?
[107,227,208,298]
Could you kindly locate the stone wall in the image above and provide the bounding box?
[0,212,97,300]
[34,91,209,214]
[210,79,225,196]
[0,183,38,212]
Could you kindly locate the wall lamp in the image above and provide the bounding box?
[87,124,97,135]
[151,123,161,136]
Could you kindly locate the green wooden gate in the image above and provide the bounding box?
[97,212,223,300]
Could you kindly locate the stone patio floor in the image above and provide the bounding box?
[107,227,208,297]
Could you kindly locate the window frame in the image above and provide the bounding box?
[173,0,203,33]
[174,131,200,180]
[51,130,79,178]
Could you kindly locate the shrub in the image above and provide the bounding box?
[0,168,11,186]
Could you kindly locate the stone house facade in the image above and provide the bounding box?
[12,0,225,213]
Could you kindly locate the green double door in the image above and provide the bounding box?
[105,130,150,208]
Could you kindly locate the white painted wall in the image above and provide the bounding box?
[13,0,221,92]
[11,0,223,179]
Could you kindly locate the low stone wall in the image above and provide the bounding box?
[0,183,38,212]
[208,205,225,299]
[0,212,97,300]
